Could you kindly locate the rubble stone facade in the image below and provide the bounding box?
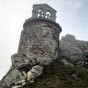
[18,19,62,65]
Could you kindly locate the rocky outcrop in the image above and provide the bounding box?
[60,34,88,66]
[1,68,25,86]
[11,54,29,69]
[1,53,44,87]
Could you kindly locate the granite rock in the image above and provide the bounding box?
[1,68,25,86]
[60,34,88,65]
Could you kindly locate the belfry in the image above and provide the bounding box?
[32,4,57,21]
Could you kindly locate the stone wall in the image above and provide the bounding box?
[18,18,62,66]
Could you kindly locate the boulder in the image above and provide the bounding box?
[27,65,43,82]
[1,68,25,86]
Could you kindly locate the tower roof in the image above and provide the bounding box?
[33,4,57,12]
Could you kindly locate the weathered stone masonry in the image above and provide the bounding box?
[18,18,62,65]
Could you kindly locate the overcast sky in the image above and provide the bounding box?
[0,0,88,80]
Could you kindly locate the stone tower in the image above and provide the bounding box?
[18,4,62,65]
[1,4,62,87]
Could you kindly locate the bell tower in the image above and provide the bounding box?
[18,4,62,65]
[1,4,62,87]
[32,4,57,22]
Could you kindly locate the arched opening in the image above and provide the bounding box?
[37,8,44,18]
[45,11,51,19]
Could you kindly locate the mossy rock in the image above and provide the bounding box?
[1,58,88,88]
[22,59,88,88]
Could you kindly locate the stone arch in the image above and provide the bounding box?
[45,11,51,19]
[37,8,44,18]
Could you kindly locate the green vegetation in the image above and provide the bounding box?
[24,59,88,88]
[1,59,88,88]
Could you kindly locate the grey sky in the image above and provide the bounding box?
[0,0,88,80]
